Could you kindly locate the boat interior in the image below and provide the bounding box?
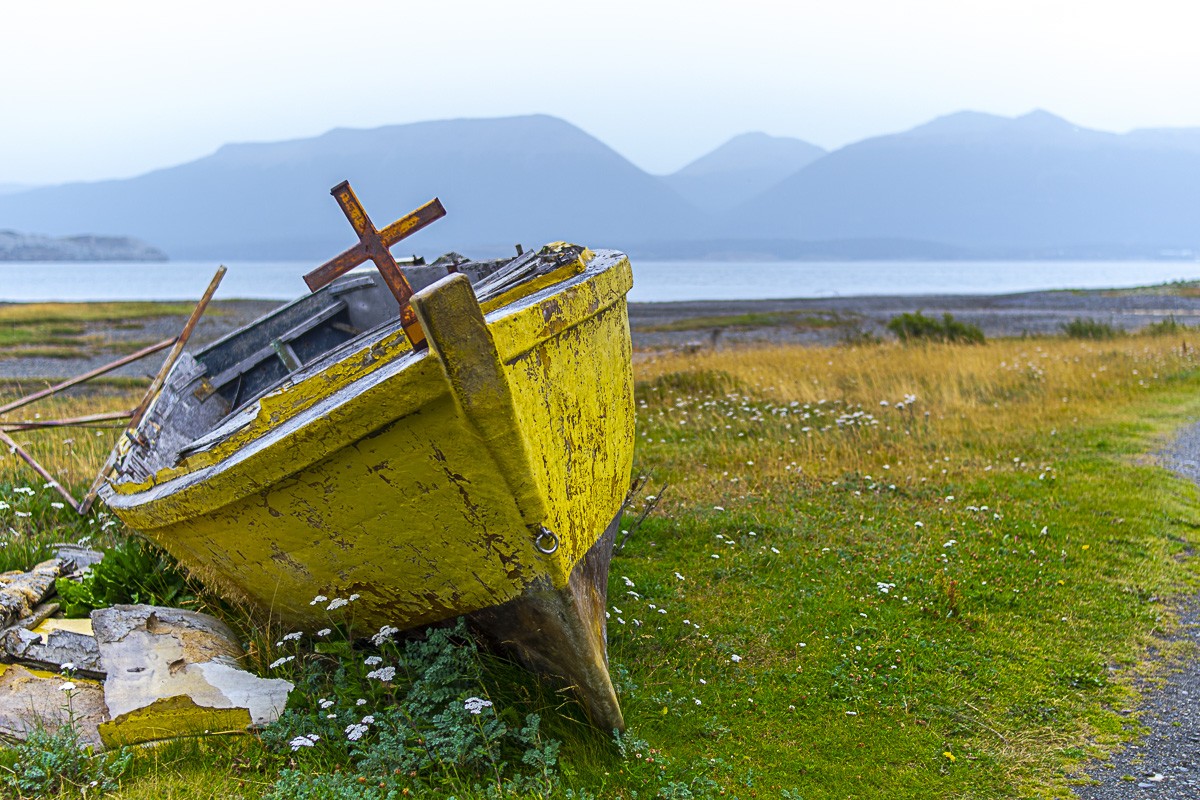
[116,245,590,482]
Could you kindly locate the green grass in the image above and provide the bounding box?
[888,311,985,344]
[4,333,1200,797]
[0,302,204,325]
[1060,318,1120,340]
[0,301,213,360]
[635,310,859,333]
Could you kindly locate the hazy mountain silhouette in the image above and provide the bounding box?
[730,110,1200,255]
[662,132,825,213]
[3,110,1200,261]
[0,115,703,259]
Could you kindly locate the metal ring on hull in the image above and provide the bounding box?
[533,526,560,555]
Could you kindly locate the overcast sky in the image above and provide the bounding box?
[2,0,1197,185]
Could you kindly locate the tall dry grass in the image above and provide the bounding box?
[633,336,1200,503]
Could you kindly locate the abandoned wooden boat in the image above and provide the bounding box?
[97,189,635,731]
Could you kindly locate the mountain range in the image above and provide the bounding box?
[2,110,1198,261]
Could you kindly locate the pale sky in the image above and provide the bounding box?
[2,0,1197,185]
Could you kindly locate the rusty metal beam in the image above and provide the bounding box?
[303,195,446,292]
[0,338,176,419]
[302,183,445,349]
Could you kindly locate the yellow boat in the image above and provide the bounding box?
[98,189,635,731]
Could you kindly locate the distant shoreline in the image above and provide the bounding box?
[3,287,1200,380]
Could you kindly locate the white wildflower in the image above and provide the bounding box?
[270,656,295,669]
[59,682,76,693]
[366,666,396,682]
[730,654,742,663]
[349,593,361,601]
[309,595,328,606]
[289,734,319,751]
[356,699,367,706]
[371,625,399,645]
[345,723,369,741]
[282,631,302,642]
[464,697,494,715]
[326,598,348,611]
[364,655,383,666]
[319,699,334,709]
[622,576,635,587]
[316,628,332,637]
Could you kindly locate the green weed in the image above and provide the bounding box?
[1061,317,1120,339]
[0,722,132,798]
[887,311,985,344]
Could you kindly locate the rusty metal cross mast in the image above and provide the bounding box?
[303,181,446,348]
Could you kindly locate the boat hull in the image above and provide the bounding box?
[101,249,635,728]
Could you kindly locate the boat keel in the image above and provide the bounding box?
[469,512,624,732]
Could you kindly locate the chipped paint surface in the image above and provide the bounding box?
[103,249,635,632]
[99,695,252,748]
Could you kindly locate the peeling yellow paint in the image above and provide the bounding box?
[32,617,94,637]
[102,249,635,632]
[98,695,252,748]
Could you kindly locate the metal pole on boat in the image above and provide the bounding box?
[78,266,227,514]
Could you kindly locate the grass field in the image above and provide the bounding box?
[0,302,202,360]
[2,331,1200,798]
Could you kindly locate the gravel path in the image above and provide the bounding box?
[1072,424,1200,799]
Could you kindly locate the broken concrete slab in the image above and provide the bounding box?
[0,559,63,628]
[0,663,106,749]
[4,617,103,677]
[92,605,291,745]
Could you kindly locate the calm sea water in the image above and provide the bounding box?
[1,259,1198,303]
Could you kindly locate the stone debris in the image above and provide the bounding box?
[0,558,64,628]
[53,543,106,575]
[0,663,106,749]
[3,617,103,676]
[93,605,291,747]
[0,598,293,749]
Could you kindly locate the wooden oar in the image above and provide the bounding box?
[78,266,226,514]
